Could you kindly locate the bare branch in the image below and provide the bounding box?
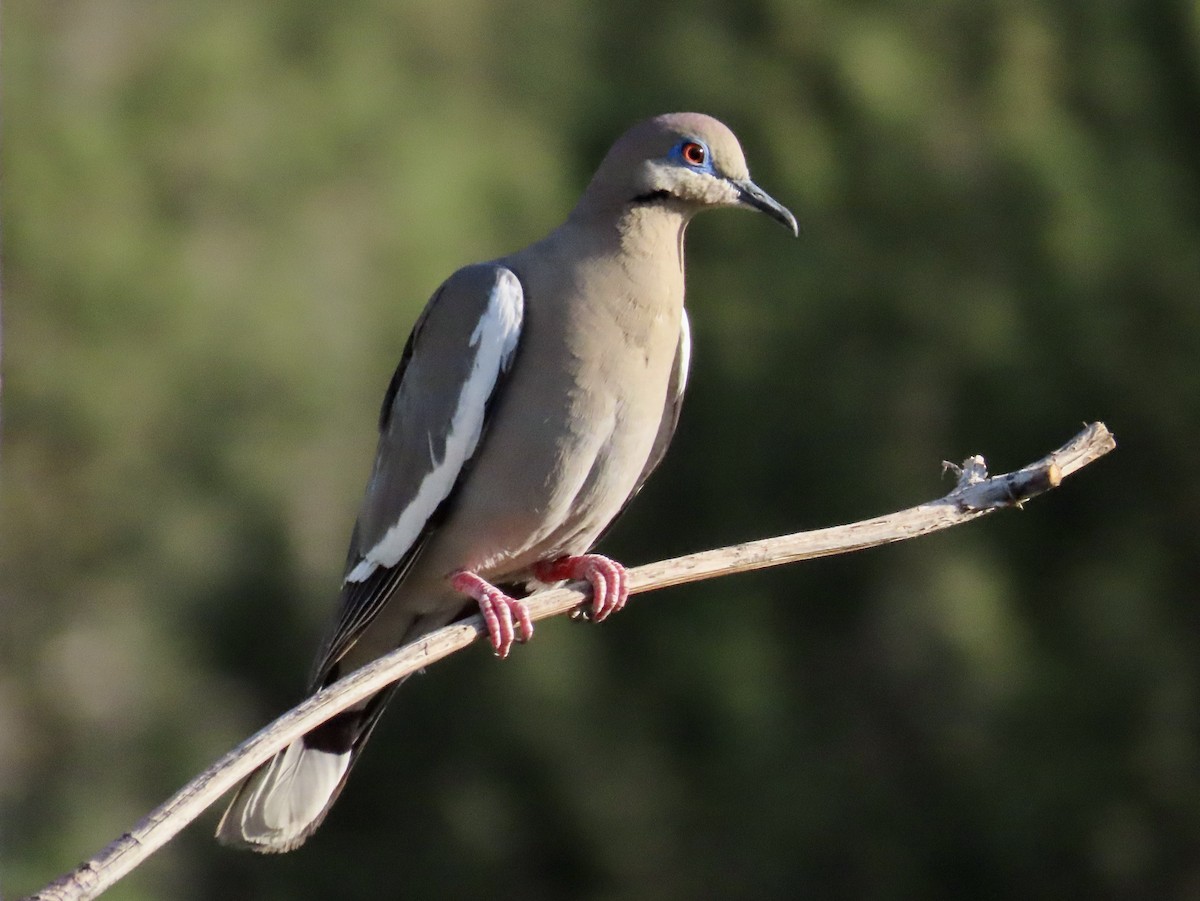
[22,422,1115,901]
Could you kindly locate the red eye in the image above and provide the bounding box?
[681,141,707,166]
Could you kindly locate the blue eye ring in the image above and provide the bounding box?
[672,139,712,170]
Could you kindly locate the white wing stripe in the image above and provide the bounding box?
[676,308,692,398]
[347,269,524,583]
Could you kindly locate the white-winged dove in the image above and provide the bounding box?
[216,112,796,852]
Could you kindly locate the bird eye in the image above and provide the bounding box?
[680,141,707,167]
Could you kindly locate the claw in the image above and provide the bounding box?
[533,554,629,622]
[450,570,534,658]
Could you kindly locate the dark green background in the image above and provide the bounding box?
[4,1,1198,898]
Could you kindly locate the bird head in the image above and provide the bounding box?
[585,112,798,235]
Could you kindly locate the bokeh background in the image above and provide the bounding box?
[3,1,1199,898]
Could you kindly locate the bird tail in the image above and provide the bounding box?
[215,685,398,853]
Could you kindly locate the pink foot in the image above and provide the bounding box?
[450,570,534,658]
[533,554,629,622]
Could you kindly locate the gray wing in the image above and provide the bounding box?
[311,264,524,684]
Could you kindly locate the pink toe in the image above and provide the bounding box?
[534,554,629,622]
[451,570,532,657]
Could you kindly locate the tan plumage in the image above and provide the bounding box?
[217,113,796,852]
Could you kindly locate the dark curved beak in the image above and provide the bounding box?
[732,178,799,236]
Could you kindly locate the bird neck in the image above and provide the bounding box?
[564,198,690,270]
[619,202,689,263]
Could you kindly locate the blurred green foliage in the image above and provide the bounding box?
[3,0,1199,898]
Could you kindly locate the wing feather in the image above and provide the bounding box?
[312,265,524,681]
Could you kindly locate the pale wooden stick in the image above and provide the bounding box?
[23,423,1115,901]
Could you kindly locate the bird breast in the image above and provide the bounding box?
[425,250,685,581]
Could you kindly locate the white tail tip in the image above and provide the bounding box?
[216,740,351,853]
